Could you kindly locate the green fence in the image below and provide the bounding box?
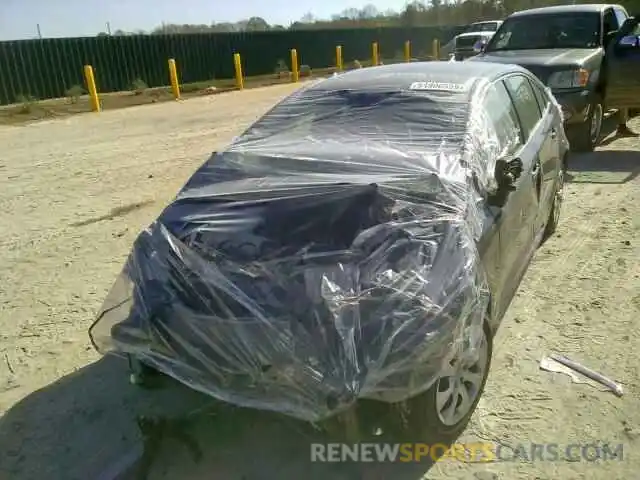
[0,25,464,105]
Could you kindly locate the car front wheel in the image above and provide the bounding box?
[360,324,493,442]
[415,325,492,437]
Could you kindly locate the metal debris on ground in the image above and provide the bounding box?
[539,354,624,397]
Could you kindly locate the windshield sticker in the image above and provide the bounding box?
[409,81,468,92]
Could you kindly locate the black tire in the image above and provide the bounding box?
[542,162,565,243]
[568,96,603,152]
[357,323,493,445]
[128,354,167,389]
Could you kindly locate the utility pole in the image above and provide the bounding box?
[106,22,112,35]
[36,23,42,39]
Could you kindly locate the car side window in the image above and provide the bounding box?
[503,75,542,140]
[613,7,628,28]
[466,81,522,193]
[530,79,550,114]
[481,81,523,156]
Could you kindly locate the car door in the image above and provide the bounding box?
[478,79,533,319]
[603,7,619,41]
[605,15,640,109]
[528,77,562,233]
[504,74,548,232]
[494,75,544,308]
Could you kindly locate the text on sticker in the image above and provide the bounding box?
[409,81,467,92]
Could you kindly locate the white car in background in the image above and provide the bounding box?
[442,20,503,61]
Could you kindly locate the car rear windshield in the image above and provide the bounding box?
[239,88,470,155]
[486,12,601,50]
[465,22,499,33]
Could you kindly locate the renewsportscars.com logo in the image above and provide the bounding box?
[310,442,624,463]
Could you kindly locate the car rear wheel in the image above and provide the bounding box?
[542,164,565,242]
[569,97,603,152]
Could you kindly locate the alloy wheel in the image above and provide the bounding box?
[435,332,489,426]
[553,169,565,228]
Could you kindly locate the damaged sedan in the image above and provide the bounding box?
[89,61,568,438]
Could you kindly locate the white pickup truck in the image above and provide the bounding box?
[442,20,503,61]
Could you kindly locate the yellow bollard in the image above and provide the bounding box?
[83,65,100,112]
[290,49,299,83]
[168,58,180,100]
[233,53,244,90]
[432,39,440,60]
[404,40,411,63]
[336,45,343,71]
[372,42,379,66]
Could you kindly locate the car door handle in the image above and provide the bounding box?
[532,162,541,178]
[550,128,557,139]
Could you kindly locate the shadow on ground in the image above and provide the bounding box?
[566,149,640,184]
[0,356,206,480]
[566,115,640,185]
[0,355,462,480]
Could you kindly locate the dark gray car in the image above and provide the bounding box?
[90,61,569,439]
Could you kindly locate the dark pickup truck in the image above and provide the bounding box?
[468,4,640,152]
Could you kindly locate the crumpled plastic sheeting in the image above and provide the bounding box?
[90,73,502,422]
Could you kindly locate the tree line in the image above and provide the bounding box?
[98,0,640,36]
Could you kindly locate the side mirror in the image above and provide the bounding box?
[473,39,487,53]
[496,157,523,188]
[489,157,523,207]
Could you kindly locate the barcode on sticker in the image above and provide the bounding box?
[409,81,467,92]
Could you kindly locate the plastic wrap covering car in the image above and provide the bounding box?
[90,75,497,423]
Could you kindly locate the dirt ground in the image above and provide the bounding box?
[0,83,638,480]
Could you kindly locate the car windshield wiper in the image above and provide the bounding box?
[485,47,539,52]
[487,44,594,52]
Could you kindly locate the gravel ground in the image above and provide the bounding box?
[0,83,638,480]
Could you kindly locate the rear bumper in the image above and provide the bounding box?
[113,301,460,422]
[552,89,595,126]
[94,210,486,423]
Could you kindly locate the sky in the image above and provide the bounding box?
[0,0,405,41]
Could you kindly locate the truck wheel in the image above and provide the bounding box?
[569,97,603,152]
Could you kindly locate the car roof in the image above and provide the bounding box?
[509,4,616,17]
[306,61,528,94]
